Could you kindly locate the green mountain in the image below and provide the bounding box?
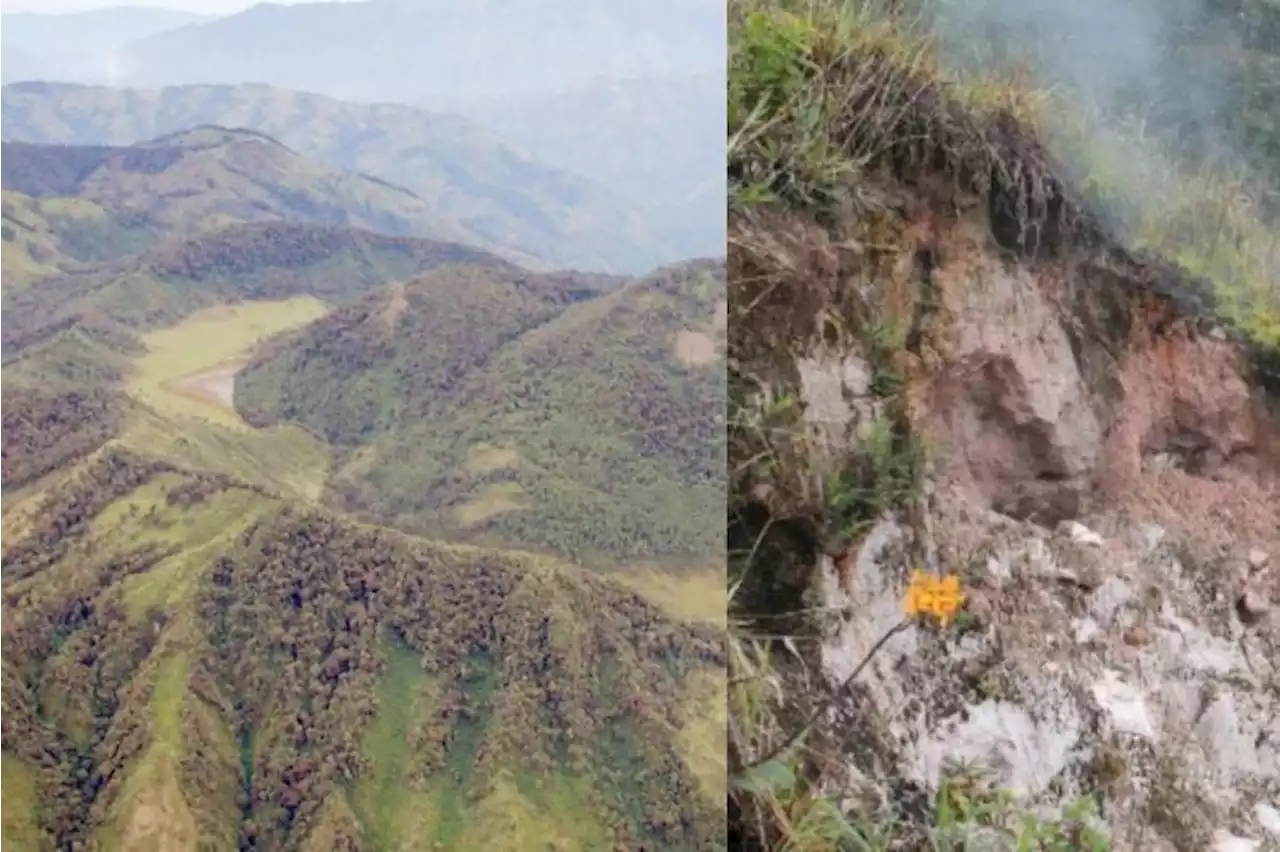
[1,81,675,273]
[1,217,518,359]
[1,448,726,852]
[235,259,726,565]
[1,89,726,851]
[0,129,548,269]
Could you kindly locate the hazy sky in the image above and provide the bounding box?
[3,0,362,14]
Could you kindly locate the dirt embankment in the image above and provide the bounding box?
[734,194,1280,850]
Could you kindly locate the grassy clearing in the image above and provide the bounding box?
[118,494,271,622]
[453,481,528,528]
[614,564,728,627]
[98,654,200,852]
[462,443,522,475]
[125,298,327,429]
[115,298,332,499]
[350,644,443,851]
[676,670,729,805]
[121,409,330,501]
[457,772,612,851]
[64,471,271,621]
[353,645,614,850]
[1,753,48,852]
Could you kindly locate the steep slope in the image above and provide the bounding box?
[235,259,725,565]
[2,81,676,273]
[0,447,726,852]
[727,3,1280,851]
[424,71,727,259]
[111,0,721,101]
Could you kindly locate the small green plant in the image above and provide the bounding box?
[733,10,818,116]
[822,416,923,551]
[729,4,861,214]
[931,767,1110,852]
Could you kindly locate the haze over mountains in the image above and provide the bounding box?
[0,6,209,85]
[1,2,725,850]
[2,82,688,272]
[64,0,720,101]
[422,71,726,260]
[1,0,725,260]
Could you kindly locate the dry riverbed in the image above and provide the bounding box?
[161,359,246,411]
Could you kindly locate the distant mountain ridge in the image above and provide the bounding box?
[2,82,679,273]
[1,6,210,85]
[424,70,726,259]
[0,128,513,263]
[109,0,722,101]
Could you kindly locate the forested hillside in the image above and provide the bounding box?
[236,259,725,564]
[0,54,726,850]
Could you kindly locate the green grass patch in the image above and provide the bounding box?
[676,670,729,806]
[87,473,191,542]
[39,196,112,221]
[96,654,200,852]
[613,564,727,628]
[121,411,330,502]
[350,644,442,851]
[457,771,611,851]
[431,655,500,848]
[118,491,271,622]
[126,298,327,430]
[350,646,610,852]
[452,481,527,528]
[1,753,49,852]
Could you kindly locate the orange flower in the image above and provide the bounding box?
[903,570,965,626]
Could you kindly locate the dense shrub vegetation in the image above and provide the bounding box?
[2,467,726,850]
[238,260,725,564]
[1,88,726,852]
[0,387,123,489]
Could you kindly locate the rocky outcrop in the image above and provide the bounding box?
[726,8,1280,844]
[755,196,1280,849]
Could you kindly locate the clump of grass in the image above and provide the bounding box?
[729,0,1072,255]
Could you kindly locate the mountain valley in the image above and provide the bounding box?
[0,57,726,852]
